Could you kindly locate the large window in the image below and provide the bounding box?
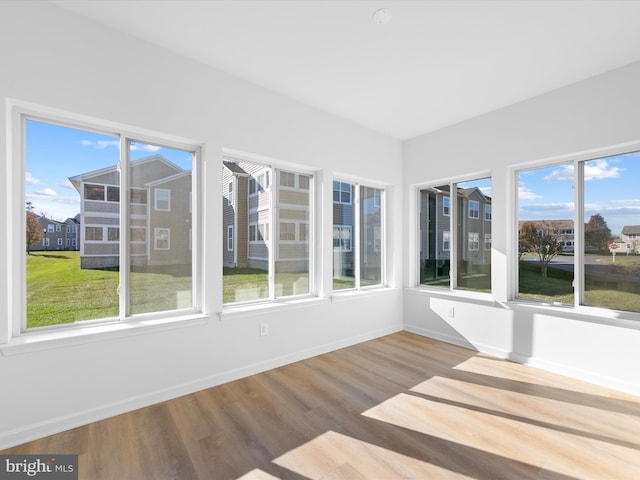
[518,151,640,313]
[222,159,313,304]
[333,181,385,290]
[22,115,198,329]
[419,177,492,292]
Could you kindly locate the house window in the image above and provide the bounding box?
[517,150,640,313]
[299,175,310,190]
[484,234,492,250]
[333,181,352,205]
[47,224,54,233]
[56,224,61,232]
[222,159,313,304]
[42,238,50,247]
[333,181,384,290]
[468,232,480,251]
[85,226,103,241]
[107,186,120,202]
[154,188,170,211]
[66,225,70,233]
[227,225,233,251]
[280,222,296,241]
[228,181,233,206]
[154,228,170,250]
[333,225,352,252]
[84,184,104,201]
[280,171,295,188]
[130,188,147,204]
[107,227,120,242]
[485,204,492,221]
[18,113,199,331]
[419,177,491,293]
[469,200,480,219]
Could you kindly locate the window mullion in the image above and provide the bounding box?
[575,160,584,308]
[268,168,276,300]
[354,184,361,289]
[119,138,130,320]
[450,184,458,290]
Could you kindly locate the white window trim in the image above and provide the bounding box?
[468,232,480,251]
[443,196,450,216]
[154,188,171,211]
[227,225,234,251]
[485,204,492,221]
[468,200,480,219]
[154,227,171,250]
[333,181,353,205]
[5,100,203,345]
[333,225,353,252]
[443,231,450,251]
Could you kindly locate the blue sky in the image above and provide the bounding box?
[25,120,193,221]
[518,152,640,237]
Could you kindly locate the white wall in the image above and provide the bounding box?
[403,60,640,396]
[0,3,403,449]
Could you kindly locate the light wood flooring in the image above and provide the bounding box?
[3,332,640,479]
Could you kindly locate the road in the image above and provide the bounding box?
[522,254,640,282]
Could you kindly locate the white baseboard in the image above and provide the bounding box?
[0,325,401,450]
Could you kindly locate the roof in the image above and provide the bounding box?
[223,160,249,175]
[622,225,640,235]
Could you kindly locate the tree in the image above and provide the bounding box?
[519,221,564,278]
[585,213,612,252]
[26,204,43,254]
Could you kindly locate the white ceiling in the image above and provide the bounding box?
[52,0,640,140]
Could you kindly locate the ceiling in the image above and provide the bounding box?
[52,0,640,140]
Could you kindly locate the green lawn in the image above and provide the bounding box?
[222,267,311,303]
[27,252,192,328]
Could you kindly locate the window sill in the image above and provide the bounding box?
[330,286,399,303]
[0,314,209,357]
[220,296,329,320]
[407,286,495,305]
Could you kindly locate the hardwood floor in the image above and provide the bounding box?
[3,332,640,479]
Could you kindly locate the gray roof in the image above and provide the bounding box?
[223,161,248,175]
[622,225,640,235]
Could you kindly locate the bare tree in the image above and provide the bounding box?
[519,221,564,278]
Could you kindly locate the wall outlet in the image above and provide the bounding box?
[447,306,455,317]
[259,323,269,336]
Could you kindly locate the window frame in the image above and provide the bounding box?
[154,227,171,250]
[7,102,203,342]
[468,200,480,219]
[154,188,171,212]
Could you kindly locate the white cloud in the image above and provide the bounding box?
[543,165,573,182]
[543,160,623,182]
[35,188,57,197]
[518,183,542,200]
[81,139,120,149]
[60,179,75,190]
[25,172,41,184]
[130,143,162,152]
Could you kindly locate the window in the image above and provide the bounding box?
[299,175,310,190]
[20,114,198,330]
[42,238,50,247]
[154,228,170,250]
[107,227,119,242]
[154,188,170,211]
[333,181,384,290]
[56,224,61,232]
[130,188,147,204]
[333,225,352,252]
[517,150,640,313]
[223,159,313,304]
[443,231,450,251]
[84,184,104,201]
[66,225,70,233]
[468,232,480,251]
[280,171,295,188]
[227,225,234,251]
[333,181,352,205]
[484,233,492,250]
[419,177,491,293]
[228,181,233,205]
[85,226,103,241]
[47,224,54,233]
[107,186,120,202]
[468,200,480,219]
[485,204,492,221]
[280,222,296,241]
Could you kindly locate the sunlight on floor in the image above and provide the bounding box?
[273,430,455,479]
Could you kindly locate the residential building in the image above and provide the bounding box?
[69,155,192,269]
[29,214,80,252]
[621,225,640,253]
[518,219,575,252]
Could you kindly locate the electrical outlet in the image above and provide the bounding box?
[447,306,455,317]
[259,323,269,336]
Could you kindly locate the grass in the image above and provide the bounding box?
[222,267,312,303]
[27,252,192,328]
